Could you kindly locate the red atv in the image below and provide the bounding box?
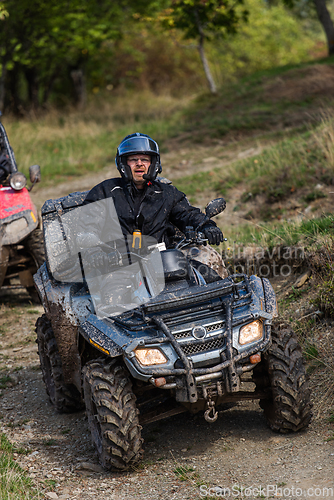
[0,117,44,302]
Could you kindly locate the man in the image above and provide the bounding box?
[83,132,224,248]
[80,133,224,314]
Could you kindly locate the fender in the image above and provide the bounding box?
[0,187,39,245]
[182,244,229,279]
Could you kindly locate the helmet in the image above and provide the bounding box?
[115,132,162,182]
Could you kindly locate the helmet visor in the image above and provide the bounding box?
[118,136,159,157]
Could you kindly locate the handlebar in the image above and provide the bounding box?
[175,226,209,250]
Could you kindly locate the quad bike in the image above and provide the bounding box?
[34,190,312,470]
[0,118,44,302]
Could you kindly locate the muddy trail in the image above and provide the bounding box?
[0,265,334,500]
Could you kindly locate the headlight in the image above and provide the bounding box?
[9,172,27,190]
[239,320,263,345]
[134,348,168,366]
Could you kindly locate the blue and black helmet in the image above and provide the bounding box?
[115,132,162,182]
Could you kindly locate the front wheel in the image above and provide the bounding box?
[83,360,143,470]
[255,322,312,433]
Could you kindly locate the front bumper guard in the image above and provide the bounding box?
[125,297,271,403]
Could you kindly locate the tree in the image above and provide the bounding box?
[0,3,7,19]
[0,0,129,111]
[312,0,334,55]
[283,0,334,57]
[0,0,165,112]
[161,0,248,93]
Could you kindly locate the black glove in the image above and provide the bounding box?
[202,225,224,245]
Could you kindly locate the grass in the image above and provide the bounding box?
[173,465,195,481]
[0,57,334,489]
[2,57,334,197]
[0,375,13,389]
[183,55,334,139]
[309,236,334,317]
[221,214,334,253]
[280,286,312,308]
[175,119,334,206]
[3,90,190,187]
[0,433,40,499]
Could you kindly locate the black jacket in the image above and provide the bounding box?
[83,177,216,247]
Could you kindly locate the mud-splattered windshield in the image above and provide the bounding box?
[45,198,165,318]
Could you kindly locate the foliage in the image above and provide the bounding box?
[1,1,122,68]
[87,0,320,97]
[160,0,249,92]
[310,236,334,317]
[4,59,334,195]
[87,27,205,96]
[161,0,248,40]
[2,89,188,184]
[0,0,165,110]
[209,0,322,85]
[183,56,332,141]
[0,0,325,107]
[221,215,334,250]
[0,2,8,20]
[175,122,334,206]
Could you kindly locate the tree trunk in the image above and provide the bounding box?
[198,35,217,94]
[0,63,7,112]
[42,68,59,107]
[194,8,217,94]
[24,67,40,111]
[7,65,22,115]
[313,0,334,56]
[70,68,86,109]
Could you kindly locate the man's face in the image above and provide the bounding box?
[127,154,151,188]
